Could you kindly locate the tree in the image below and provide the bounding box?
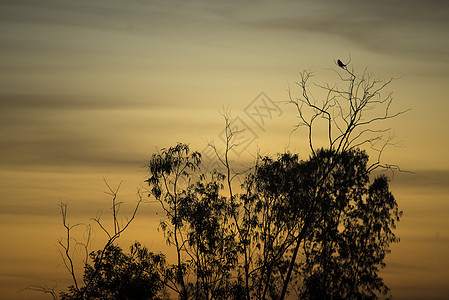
[246,148,401,299]
[142,63,404,299]
[145,143,201,298]
[277,62,406,299]
[60,242,166,300]
[287,64,408,164]
[37,61,403,300]
[146,144,241,299]
[178,171,239,299]
[145,143,401,299]
[28,180,149,300]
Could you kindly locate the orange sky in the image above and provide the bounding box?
[1,1,449,299]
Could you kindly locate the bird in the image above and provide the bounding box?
[337,59,346,69]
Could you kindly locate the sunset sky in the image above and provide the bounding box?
[1,0,449,299]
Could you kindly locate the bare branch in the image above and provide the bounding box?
[22,285,57,300]
[287,65,408,168]
[57,202,81,292]
[82,181,143,296]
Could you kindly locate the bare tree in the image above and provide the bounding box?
[287,63,409,170]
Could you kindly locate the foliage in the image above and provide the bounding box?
[60,243,166,300]
[239,148,401,299]
[46,64,404,300]
[146,144,241,299]
[145,144,402,299]
[178,171,239,299]
[145,143,202,298]
[295,151,401,299]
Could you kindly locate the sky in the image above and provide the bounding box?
[0,0,448,299]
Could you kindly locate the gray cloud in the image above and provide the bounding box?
[0,0,205,34]
[0,92,204,171]
[237,0,449,62]
[0,135,143,170]
[0,94,156,170]
[0,94,159,111]
[4,0,447,71]
[390,169,449,192]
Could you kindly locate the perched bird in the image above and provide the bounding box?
[337,59,346,69]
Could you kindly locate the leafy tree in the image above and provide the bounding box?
[36,62,404,300]
[146,143,202,298]
[239,151,309,299]
[28,182,150,300]
[60,242,166,300]
[147,145,241,299]
[144,144,401,299]
[239,147,402,299]
[143,63,405,299]
[275,61,407,299]
[179,171,239,299]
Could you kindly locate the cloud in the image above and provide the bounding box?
[4,0,447,71]
[390,169,449,192]
[0,94,157,111]
[0,92,210,171]
[239,0,449,62]
[0,0,207,34]
[0,94,157,170]
[1,136,144,170]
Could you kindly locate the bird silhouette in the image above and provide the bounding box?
[337,59,346,69]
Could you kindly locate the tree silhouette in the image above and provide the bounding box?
[60,243,166,300]
[28,181,146,300]
[278,62,407,299]
[237,147,401,299]
[147,145,243,299]
[142,63,405,299]
[143,144,402,299]
[146,143,202,298]
[36,62,404,300]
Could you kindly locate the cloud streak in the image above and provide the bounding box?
[238,0,449,62]
[0,94,162,111]
[390,169,449,192]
